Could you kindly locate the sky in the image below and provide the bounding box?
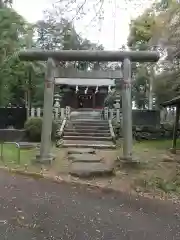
[13,0,153,50]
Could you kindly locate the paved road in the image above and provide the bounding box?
[0,172,179,240]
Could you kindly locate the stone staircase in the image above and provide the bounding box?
[60,110,116,149]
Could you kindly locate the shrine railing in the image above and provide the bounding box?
[28,106,172,125]
[29,106,71,120]
[102,107,122,122]
[29,106,121,122]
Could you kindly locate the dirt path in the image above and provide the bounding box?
[0,171,179,239]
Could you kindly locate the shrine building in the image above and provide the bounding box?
[55,77,116,109]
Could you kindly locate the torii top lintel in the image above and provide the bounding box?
[18,49,159,62]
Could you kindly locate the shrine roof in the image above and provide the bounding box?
[55,78,116,86]
[161,96,180,107]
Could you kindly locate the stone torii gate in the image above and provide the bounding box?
[18,50,159,163]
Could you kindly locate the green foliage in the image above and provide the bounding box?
[24,118,42,142]
[35,17,104,73]
[127,9,156,109]
[24,118,58,142]
[0,7,27,106]
[0,3,103,107]
[132,67,149,109]
[128,10,156,50]
[127,1,180,108]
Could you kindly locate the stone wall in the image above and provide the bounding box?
[0,107,27,129]
[132,110,160,127]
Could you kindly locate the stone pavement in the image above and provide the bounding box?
[0,171,179,239]
[68,148,114,178]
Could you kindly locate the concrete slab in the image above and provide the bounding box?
[67,148,96,155]
[68,153,102,163]
[69,162,114,178]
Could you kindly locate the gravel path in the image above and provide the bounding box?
[0,171,179,239]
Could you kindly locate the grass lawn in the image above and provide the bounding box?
[0,143,68,174]
[113,139,180,199]
[134,139,180,150]
[0,143,38,168]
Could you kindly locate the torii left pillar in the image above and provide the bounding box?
[121,58,133,161]
[36,58,56,163]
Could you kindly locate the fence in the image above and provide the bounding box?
[103,108,161,126]
[29,106,176,125]
[30,107,161,126]
[104,107,177,125]
[30,106,71,120]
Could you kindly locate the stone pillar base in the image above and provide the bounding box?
[115,156,140,168]
[170,148,176,154]
[33,153,56,164]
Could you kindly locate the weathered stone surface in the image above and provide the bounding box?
[68,153,102,162]
[32,153,56,164]
[62,140,116,149]
[161,154,174,162]
[60,115,115,149]
[67,148,95,155]
[69,162,114,178]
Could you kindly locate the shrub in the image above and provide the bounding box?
[24,117,58,142]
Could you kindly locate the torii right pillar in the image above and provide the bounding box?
[121,58,133,161]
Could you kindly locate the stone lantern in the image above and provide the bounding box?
[114,92,121,123]
[114,92,121,108]
[54,93,61,108]
[54,93,61,119]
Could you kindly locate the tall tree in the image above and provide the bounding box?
[127,1,180,107]
[35,14,104,73]
[0,5,28,106]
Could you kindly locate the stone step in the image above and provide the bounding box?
[64,129,110,134]
[70,112,101,120]
[71,108,102,112]
[68,154,103,163]
[71,123,109,127]
[67,125,109,130]
[63,135,112,141]
[69,161,114,178]
[71,117,101,120]
[61,140,116,149]
[67,148,96,155]
[71,124,109,128]
[70,121,109,126]
[64,132,111,137]
[71,119,106,122]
